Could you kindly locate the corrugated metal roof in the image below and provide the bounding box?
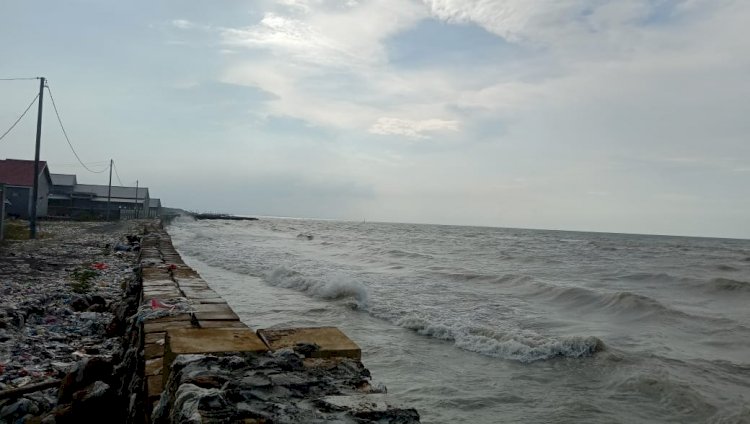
[0,159,50,187]
[74,184,149,199]
[51,173,77,186]
[91,197,146,203]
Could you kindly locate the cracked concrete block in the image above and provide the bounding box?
[163,328,269,385]
[257,327,361,360]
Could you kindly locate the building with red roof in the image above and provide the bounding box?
[0,158,52,219]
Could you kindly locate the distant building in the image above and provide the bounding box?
[49,173,77,217]
[147,198,162,218]
[48,174,152,219]
[70,184,150,219]
[0,159,52,219]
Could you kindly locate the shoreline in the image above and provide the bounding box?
[0,220,419,423]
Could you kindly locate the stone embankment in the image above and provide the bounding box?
[135,222,420,423]
[0,220,419,423]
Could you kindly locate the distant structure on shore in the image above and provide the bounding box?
[0,158,161,220]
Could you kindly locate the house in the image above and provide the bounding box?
[147,198,162,218]
[49,173,77,217]
[70,184,149,219]
[0,159,52,219]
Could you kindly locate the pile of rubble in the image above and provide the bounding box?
[0,221,142,423]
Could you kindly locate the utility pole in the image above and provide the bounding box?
[134,179,139,219]
[106,159,113,220]
[1,184,6,242]
[30,77,45,239]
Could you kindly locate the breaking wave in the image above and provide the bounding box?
[265,267,369,306]
[395,316,604,363]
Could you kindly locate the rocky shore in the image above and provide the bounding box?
[1,220,419,423]
[0,221,143,423]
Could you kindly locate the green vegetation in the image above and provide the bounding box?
[2,221,30,241]
[69,268,99,294]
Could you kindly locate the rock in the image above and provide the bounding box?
[59,357,113,403]
[293,342,320,357]
[72,380,110,403]
[86,303,107,313]
[0,398,40,421]
[69,296,89,312]
[89,295,106,307]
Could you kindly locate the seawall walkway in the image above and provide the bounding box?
[136,222,420,423]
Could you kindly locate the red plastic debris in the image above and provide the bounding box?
[91,262,108,270]
[150,298,174,309]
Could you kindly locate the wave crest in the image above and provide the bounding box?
[395,316,604,363]
[265,267,369,305]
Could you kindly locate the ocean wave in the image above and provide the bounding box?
[264,267,369,305]
[614,372,717,419]
[524,283,688,319]
[613,272,683,282]
[715,264,739,272]
[395,316,604,363]
[708,278,750,292]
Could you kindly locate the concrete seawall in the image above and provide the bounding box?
[135,222,420,423]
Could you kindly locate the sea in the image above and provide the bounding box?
[167,217,750,423]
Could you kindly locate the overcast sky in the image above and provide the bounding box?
[1,0,748,238]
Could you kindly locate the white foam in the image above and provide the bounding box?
[265,266,369,306]
[395,315,603,363]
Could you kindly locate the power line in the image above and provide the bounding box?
[112,161,124,186]
[45,84,109,174]
[0,77,39,81]
[0,93,40,143]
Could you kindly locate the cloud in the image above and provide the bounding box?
[221,13,366,67]
[369,117,459,139]
[171,19,195,29]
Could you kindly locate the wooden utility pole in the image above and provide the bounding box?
[134,179,139,219]
[1,184,6,241]
[30,77,45,239]
[106,159,113,220]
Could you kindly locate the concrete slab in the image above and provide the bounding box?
[180,289,221,300]
[145,358,163,376]
[163,328,268,383]
[144,313,192,324]
[175,279,210,289]
[144,342,164,360]
[142,269,169,277]
[141,279,177,287]
[257,327,361,360]
[147,375,163,400]
[143,289,183,297]
[145,332,165,344]
[165,328,268,356]
[189,298,228,304]
[194,310,239,321]
[143,320,194,334]
[172,269,201,279]
[198,320,248,329]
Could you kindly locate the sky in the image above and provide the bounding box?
[0,0,748,238]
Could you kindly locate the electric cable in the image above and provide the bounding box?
[0,93,40,143]
[112,161,124,186]
[45,84,109,173]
